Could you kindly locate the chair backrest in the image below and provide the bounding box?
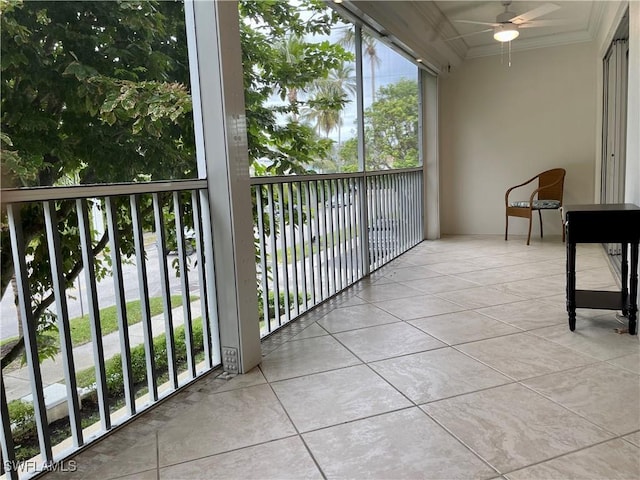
[537,168,565,202]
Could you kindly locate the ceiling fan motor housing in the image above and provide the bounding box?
[496,11,516,24]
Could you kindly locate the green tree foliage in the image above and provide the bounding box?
[303,61,357,173]
[239,0,352,312]
[1,0,196,366]
[239,0,352,174]
[0,0,352,365]
[367,79,419,169]
[363,78,419,170]
[337,137,359,172]
[1,0,195,189]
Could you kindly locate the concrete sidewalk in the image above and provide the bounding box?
[3,299,203,401]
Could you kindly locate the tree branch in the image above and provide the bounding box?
[1,337,24,369]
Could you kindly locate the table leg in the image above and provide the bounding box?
[629,242,638,335]
[621,243,629,317]
[566,240,576,331]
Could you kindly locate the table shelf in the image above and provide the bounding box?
[574,290,624,310]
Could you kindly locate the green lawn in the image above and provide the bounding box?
[0,336,19,348]
[275,226,359,263]
[45,295,196,347]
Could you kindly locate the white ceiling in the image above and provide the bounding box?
[343,1,605,71]
[436,1,599,52]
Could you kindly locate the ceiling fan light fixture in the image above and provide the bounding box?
[493,24,519,42]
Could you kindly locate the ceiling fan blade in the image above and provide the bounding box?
[454,19,498,27]
[445,28,493,42]
[518,19,572,28]
[510,3,560,24]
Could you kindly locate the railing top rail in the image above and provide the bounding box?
[364,167,422,178]
[249,167,422,186]
[1,168,424,202]
[0,179,208,204]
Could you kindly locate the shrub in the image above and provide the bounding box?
[257,291,310,320]
[7,399,35,439]
[99,320,205,397]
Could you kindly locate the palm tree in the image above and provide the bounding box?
[276,34,306,120]
[339,27,381,102]
[326,62,356,145]
[302,59,358,138]
[329,62,357,98]
[302,80,345,138]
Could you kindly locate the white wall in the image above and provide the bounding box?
[439,41,597,236]
[625,2,640,206]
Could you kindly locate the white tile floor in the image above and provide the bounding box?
[46,235,640,480]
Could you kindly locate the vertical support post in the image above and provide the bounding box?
[104,197,136,415]
[192,190,213,367]
[312,181,322,301]
[152,193,178,389]
[43,201,83,446]
[1,373,18,480]
[6,205,53,463]
[287,183,300,317]
[197,191,222,367]
[327,180,337,293]
[277,183,290,324]
[352,177,361,279]
[267,184,280,332]
[295,182,309,311]
[255,187,270,332]
[422,70,439,240]
[129,195,158,400]
[319,182,330,297]
[355,25,370,276]
[172,192,195,379]
[336,179,345,288]
[77,199,111,430]
[625,1,639,207]
[185,0,261,372]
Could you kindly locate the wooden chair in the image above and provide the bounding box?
[505,168,566,245]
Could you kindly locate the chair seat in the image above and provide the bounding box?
[509,200,561,210]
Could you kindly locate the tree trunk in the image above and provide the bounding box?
[10,274,23,338]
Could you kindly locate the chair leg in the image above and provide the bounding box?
[527,214,533,246]
[538,209,544,238]
[505,215,509,241]
[561,211,566,242]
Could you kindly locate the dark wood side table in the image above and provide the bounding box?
[565,203,640,335]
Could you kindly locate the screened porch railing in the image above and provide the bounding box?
[0,180,220,479]
[251,168,423,336]
[1,168,424,478]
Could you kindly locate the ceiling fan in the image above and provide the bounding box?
[448,1,566,43]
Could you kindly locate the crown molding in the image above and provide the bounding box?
[342,1,606,67]
[342,1,466,74]
[466,29,594,58]
[588,1,607,39]
[458,1,607,59]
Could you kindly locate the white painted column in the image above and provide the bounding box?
[625,1,640,206]
[422,70,440,240]
[626,2,640,281]
[185,0,261,373]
